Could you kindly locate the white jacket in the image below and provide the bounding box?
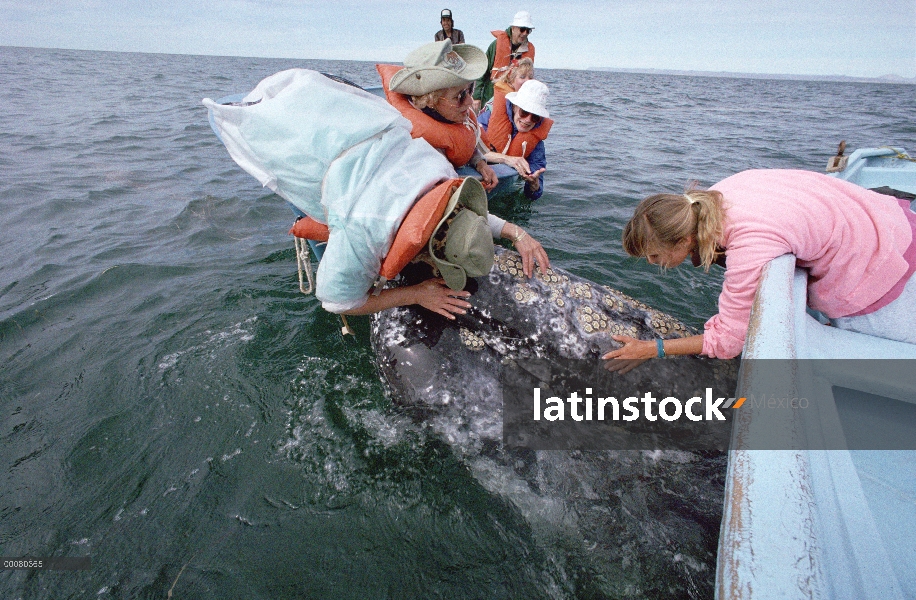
[204,69,457,312]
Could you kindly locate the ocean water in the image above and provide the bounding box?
[1,45,914,599]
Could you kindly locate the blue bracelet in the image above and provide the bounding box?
[656,338,666,358]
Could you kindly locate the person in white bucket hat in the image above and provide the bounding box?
[473,10,536,111]
[479,79,553,200]
[506,78,549,119]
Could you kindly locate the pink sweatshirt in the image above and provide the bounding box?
[702,169,913,359]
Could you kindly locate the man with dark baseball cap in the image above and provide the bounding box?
[435,8,465,44]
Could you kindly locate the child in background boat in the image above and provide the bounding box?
[377,40,498,192]
[477,57,534,116]
[478,79,552,200]
[604,169,916,368]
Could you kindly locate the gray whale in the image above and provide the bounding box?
[370,247,738,598]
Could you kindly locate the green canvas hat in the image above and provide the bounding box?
[389,40,487,96]
[429,177,494,291]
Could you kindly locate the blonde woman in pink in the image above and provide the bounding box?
[605,169,916,367]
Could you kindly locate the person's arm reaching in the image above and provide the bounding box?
[343,279,471,319]
[602,334,705,374]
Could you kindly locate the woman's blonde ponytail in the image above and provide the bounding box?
[684,190,724,271]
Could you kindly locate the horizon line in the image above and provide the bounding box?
[4,43,914,84]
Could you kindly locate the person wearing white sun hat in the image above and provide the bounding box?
[473,10,536,111]
[478,79,552,199]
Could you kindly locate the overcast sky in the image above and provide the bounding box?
[2,0,914,78]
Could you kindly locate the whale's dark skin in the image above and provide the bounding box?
[370,247,738,598]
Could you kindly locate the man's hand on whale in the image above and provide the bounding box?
[341,278,471,319]
[414,278,473,318]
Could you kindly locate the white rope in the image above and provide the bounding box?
[294,237,315,295]
[294,236,354,337]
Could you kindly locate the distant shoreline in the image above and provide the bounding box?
[586,66,916,85]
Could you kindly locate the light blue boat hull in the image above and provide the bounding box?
[829,146,916,197]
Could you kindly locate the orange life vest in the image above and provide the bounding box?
[289,178,462,288]
[490,30,535,80]
[376,64,479,168]
[481,87,552,158]
[289,216,329,242]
